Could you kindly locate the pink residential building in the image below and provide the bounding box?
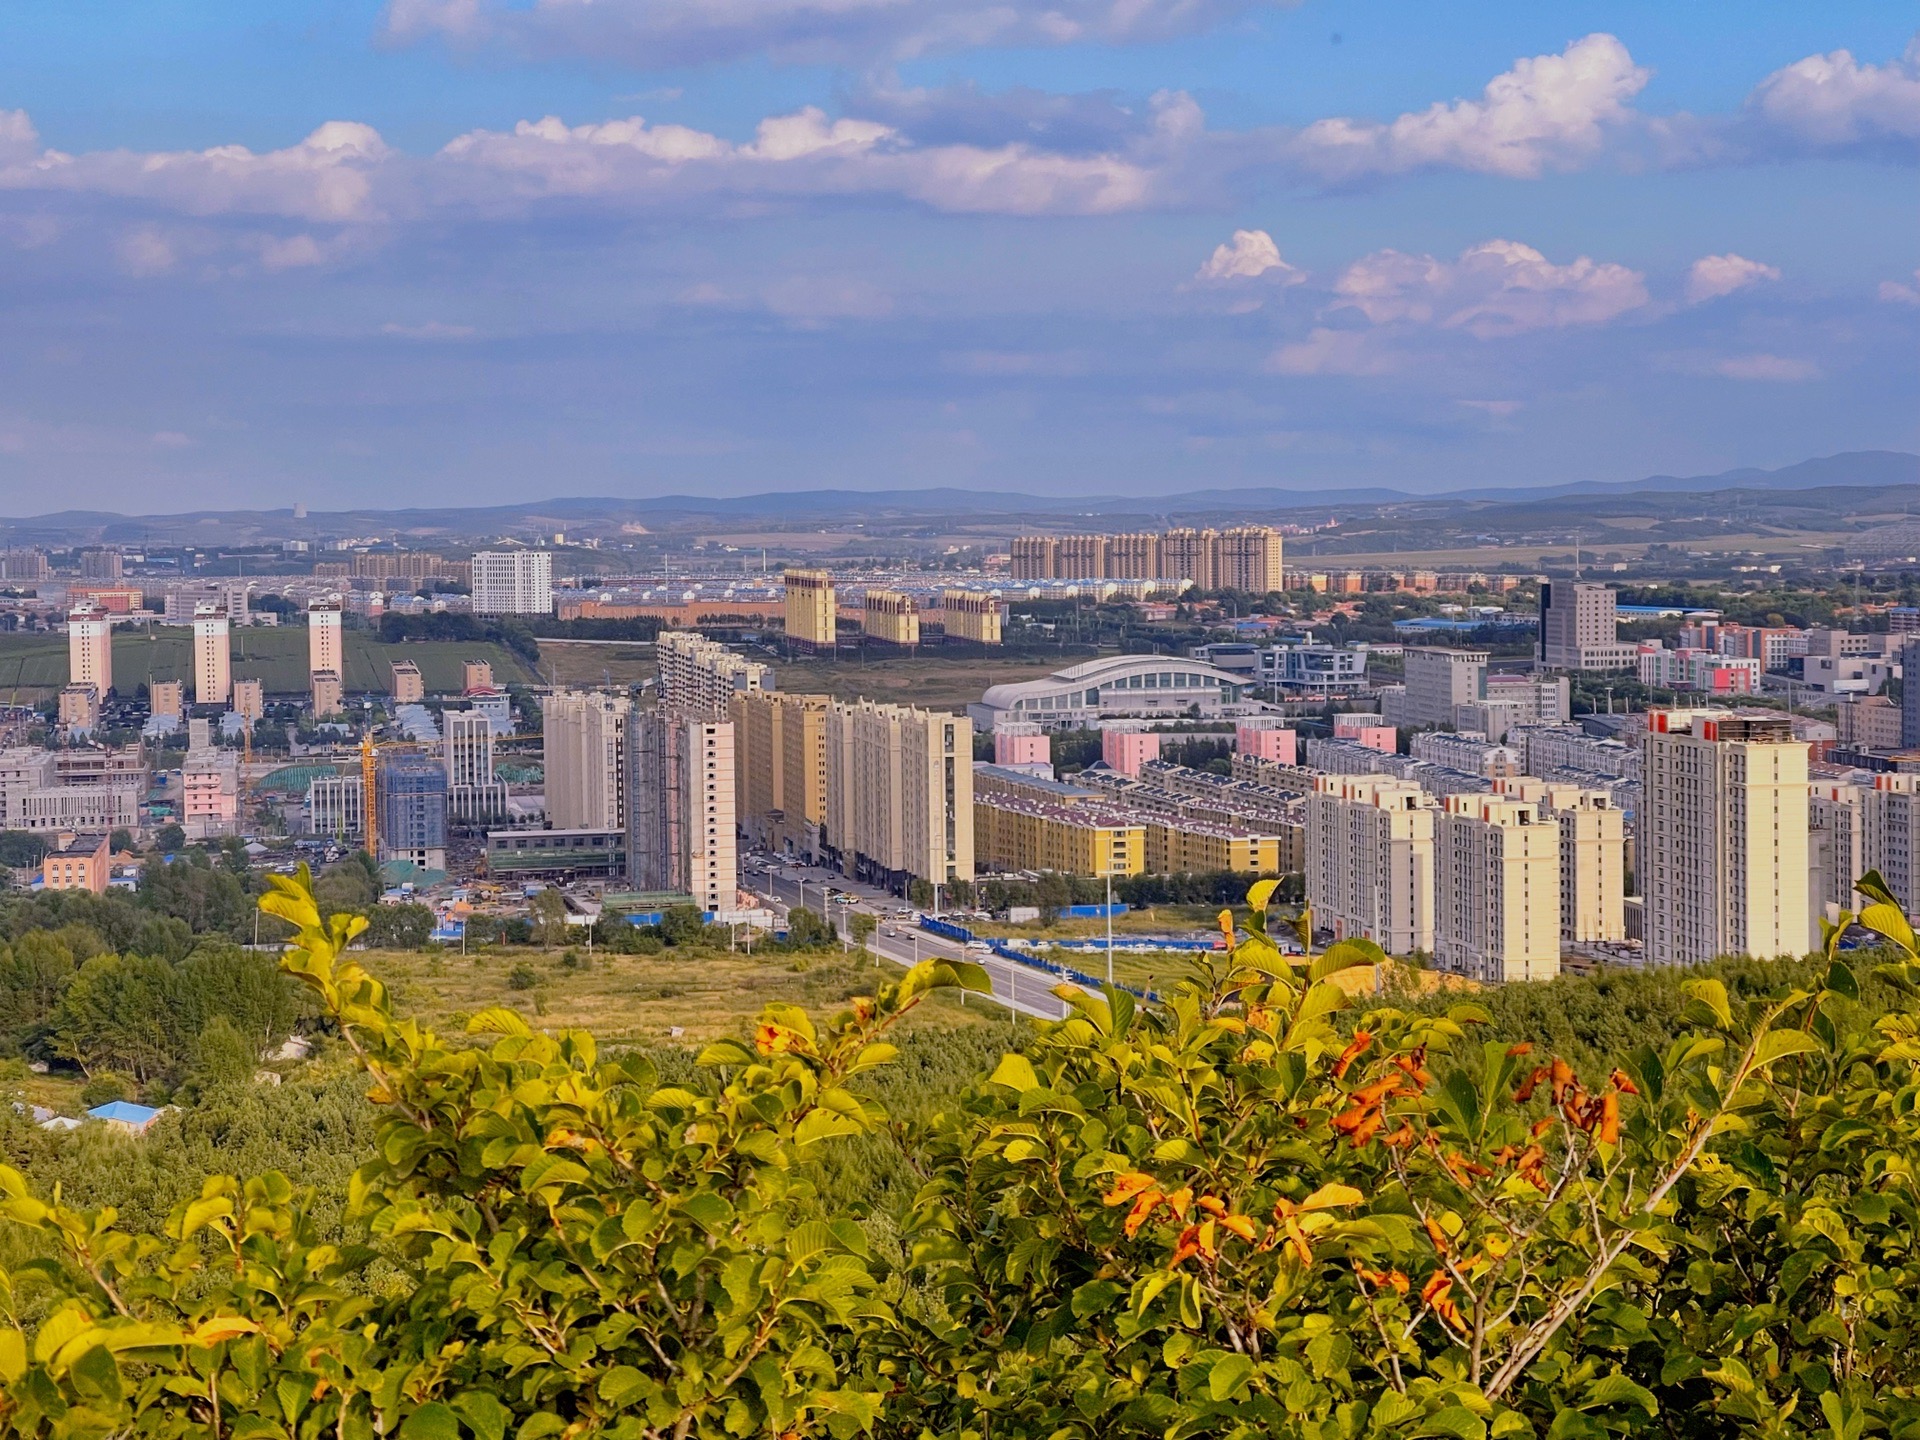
[1234,721,1297,765]
[182,749,240,841]
[993,724,1051,768]
[1333,713,1397,754]
[1101,728,1162,777]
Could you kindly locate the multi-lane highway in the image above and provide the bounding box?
[746,858,1072,1022]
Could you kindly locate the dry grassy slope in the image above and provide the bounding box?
[360,944,1001,1047]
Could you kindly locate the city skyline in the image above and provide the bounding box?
[0,4,1915,508]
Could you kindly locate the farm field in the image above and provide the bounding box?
[0,627,537,701]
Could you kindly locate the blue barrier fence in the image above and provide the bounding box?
[919,917,1157,1002]
[1060,903,1130,919]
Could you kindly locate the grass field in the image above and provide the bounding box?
[361,943,1002,1047]
[0,628,538,702]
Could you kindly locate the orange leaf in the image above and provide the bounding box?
[1123,1189,1164,1238]
[1333,1030,1374,1081]
[1103,1171,1158,1207]
[1219,1214,1257,1242]
[1609,1067,1639,1095]
[1197,1194,1227,1216]
[1170,1225,1202,1267]
[1423,1215,1450,1254]
[1165,1187,1193,1220]
[1599,1091,1620,1145]
[1505,1042,1533,1057]
[1197,1219,1218,1259]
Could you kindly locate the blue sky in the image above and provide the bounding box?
[0,2,1916,511]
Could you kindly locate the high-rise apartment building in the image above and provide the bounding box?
[192,603,231,708]
[1159,529,1218,590]
[471,550,554,616]
[1010,536,1059,581]
[939,590,1003,645]
[823,701,974,892]
[1537,582,1638,671]
[307,599,343,679]
[1496,779,1627,945]
[1215,526,1285,594]
[310,671,343,720]
[1007,526,1284,591]
[542,689,630,831]
[79,549,124,580]
[377,751,449,871]
[66,603,111,699]
[1106,533,1161,580]
[1643,712,1809,967]
[732,691,828,856]
[1305,775,1437,956]
[1903,639,1920,749]
[783,569,837,651]
[862,590,920,647]
[150,680,183,722]
[656,630,774,718]
[1863,773,1920,914]
[1058,534,1109,580]
[626,711,737,913]
[232,678,264,722]
[390,661,424,704]
[1402,648,1488,730]
[1809,781,1866,933]
[445,709,508,823]
[1434,793,1561,984]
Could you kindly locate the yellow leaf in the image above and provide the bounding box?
[1299,1183,1364,1211]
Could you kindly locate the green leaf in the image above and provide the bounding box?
[988,1053,1040,1092]
[466,1007,532,1037]
[1584,1374,1658,1415]
[598,1365,648,1409]
[0,1329,23,1385]
[1246,879,1281,912]
[68,1344,120,1405]
[1682,978,1733,1030]
[1071,1279,1123,1318]
[1751,1031,1821,1068]
[397,1403,463,1440]
[1857,900,1916,955]
[451,1394,510,1440]
[1308,937,1385,984]
[1207,1353,1254,1401]
[1414,1406,1487,1440]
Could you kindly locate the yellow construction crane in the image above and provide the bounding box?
[361,734,378,859]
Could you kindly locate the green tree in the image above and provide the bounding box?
[364,901,435,950]
[0,832,46,869]
[528,887,570,946]
[151,823,186,853]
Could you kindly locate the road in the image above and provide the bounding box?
[746,858,1071,1022]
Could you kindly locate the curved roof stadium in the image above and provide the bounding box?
[968,654,1254,731]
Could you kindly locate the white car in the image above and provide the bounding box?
[964,940,992,953]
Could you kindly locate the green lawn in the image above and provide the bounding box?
[0,628,537,702]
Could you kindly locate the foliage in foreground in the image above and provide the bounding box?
[0,871,1918,1437]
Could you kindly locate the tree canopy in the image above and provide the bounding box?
[1,872,1918,1438]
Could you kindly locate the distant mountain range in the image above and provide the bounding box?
[4,451,1916,541]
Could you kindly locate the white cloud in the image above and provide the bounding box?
[1330,239,1649,337]
[1,120,390,225]
[1685,253,1780,303]
[1879,269,1920,306]
[1746,36,1920,151]
[384,0,1300,68]
[0,110,38,164]
[117,226,178,277]
[1195,228,1299,283]
[1713,353,1820,382]
[380,321,479,340]
[1265,327,1397,376]
[1290,34,1649,181]
[436,106,1156,215]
